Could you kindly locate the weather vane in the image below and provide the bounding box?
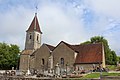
[35,0,38,15]
[35,6,38,14]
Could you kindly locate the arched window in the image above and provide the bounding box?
[41,58,45,65]
[37,34,39,41]
[29,35,32,39]
[61,58,64,65]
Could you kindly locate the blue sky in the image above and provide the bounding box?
[0,0,120,55]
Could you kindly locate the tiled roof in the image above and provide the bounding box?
[74,43,103,64]
[45,44,55,51]
[26,13,42,33]
[60,41,103,64]
[21,50,33,55]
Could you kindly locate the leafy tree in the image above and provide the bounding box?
[117,56,120,63]
[111,51,117,64]
[80,41,91,45]
[81,36,117,65]
[0,42,20,70]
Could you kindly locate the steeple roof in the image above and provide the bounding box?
[26,13,42,33]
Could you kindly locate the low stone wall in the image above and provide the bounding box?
[101,76,120,80]
[0,76,53,80]
[0,75,99,80]
[1,75,120,80]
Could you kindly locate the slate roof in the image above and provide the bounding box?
[60,41,103,64]
[26,13,42,33]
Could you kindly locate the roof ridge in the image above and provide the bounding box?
[44,43,55,51]
[45,43,55,47]
[64,42,102,53]
[60,41,79,52]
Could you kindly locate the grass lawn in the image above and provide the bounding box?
[61,72,120,80]
[102,72,120,76]
[80,72,120,79]
[106,65,117,70]
[80,73,100,79]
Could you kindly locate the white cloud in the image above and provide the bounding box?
[0,0,120,55]
[83,0,120,55]
[85,0,120,19]
[0,5,34,50]
[38,4,86,45]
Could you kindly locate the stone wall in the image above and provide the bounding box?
[101,76,120,80]
[53,42,75,69]
[25,31,41,50]
[35,44,51,71]
[75,64,100,71]
[19,54,30,71]
[1,75,120,80]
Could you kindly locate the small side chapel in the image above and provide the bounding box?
[19,12,106,75]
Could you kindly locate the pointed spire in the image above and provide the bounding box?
[26,13,42,34]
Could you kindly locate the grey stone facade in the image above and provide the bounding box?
[19,13,106,75]
[25,31,41,50]
[52,42,76,71]
[34,44,52,71]
[19,13,42,71]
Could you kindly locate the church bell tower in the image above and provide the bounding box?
[25,13,42,50]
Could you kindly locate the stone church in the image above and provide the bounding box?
[19,13,106,74]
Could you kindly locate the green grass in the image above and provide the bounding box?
[81,73,100,79]
[102,72,120,76]
[62,72,120,79]
[80,72,120,79]
[106,65,117,70]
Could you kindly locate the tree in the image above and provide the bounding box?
[80,41,91,45]
[0,42,20,70]
[81,36,117,65]
[117,56,120,63]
